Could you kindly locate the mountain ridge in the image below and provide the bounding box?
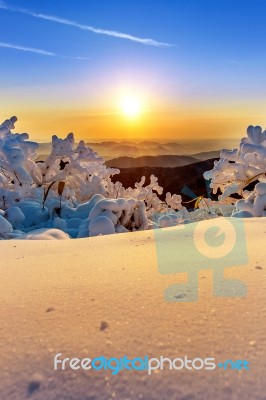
[111,158,218,202]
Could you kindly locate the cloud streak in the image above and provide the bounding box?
[0,1,173,47]
[0,41,89,59]
[0,41,55,56]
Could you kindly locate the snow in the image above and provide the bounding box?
[165,192,184,210]
[232,182,266,217]
[0,116,180,239]
[89,215,116,236]
[205,124,266,216]
[158,214,177,228]
[16,201,49,228]
[0,214,12,237]
[1,115,266,398]
[0,217,265,399]
[19,228,70,240]
[4,206,25,227]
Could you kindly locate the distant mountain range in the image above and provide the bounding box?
[86,141,183,158]
[37,140,221,162]
[110,158,218,202]
[106,151,220,168]
[106,155,197,168]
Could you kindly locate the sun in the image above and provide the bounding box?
[120,95,142,118]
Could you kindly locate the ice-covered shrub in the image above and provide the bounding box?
[0,116,121,205]
[77,197,149,237]
[0,116,186,238]
[106,174,167,216]
[165,192,185,210]
[33,133,120,206]
[204,124,266,216]
[232,182,266,217]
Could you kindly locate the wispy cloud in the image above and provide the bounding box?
[0,41,55,56]
[0,41,89,59]
[0,1,174,47]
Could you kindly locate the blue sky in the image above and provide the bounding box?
[1,0,266,140]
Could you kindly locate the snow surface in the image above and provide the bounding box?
[0,217,265,400]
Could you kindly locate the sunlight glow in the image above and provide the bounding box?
[120,96,142,118]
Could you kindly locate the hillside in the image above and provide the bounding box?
[111,158,218,201]
[106,155,198,168]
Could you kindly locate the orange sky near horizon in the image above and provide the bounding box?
[2,78,266,143]
[6,106,266,143]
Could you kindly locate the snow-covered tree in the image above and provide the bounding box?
[0,116,185,238]
[204,125,266,216]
